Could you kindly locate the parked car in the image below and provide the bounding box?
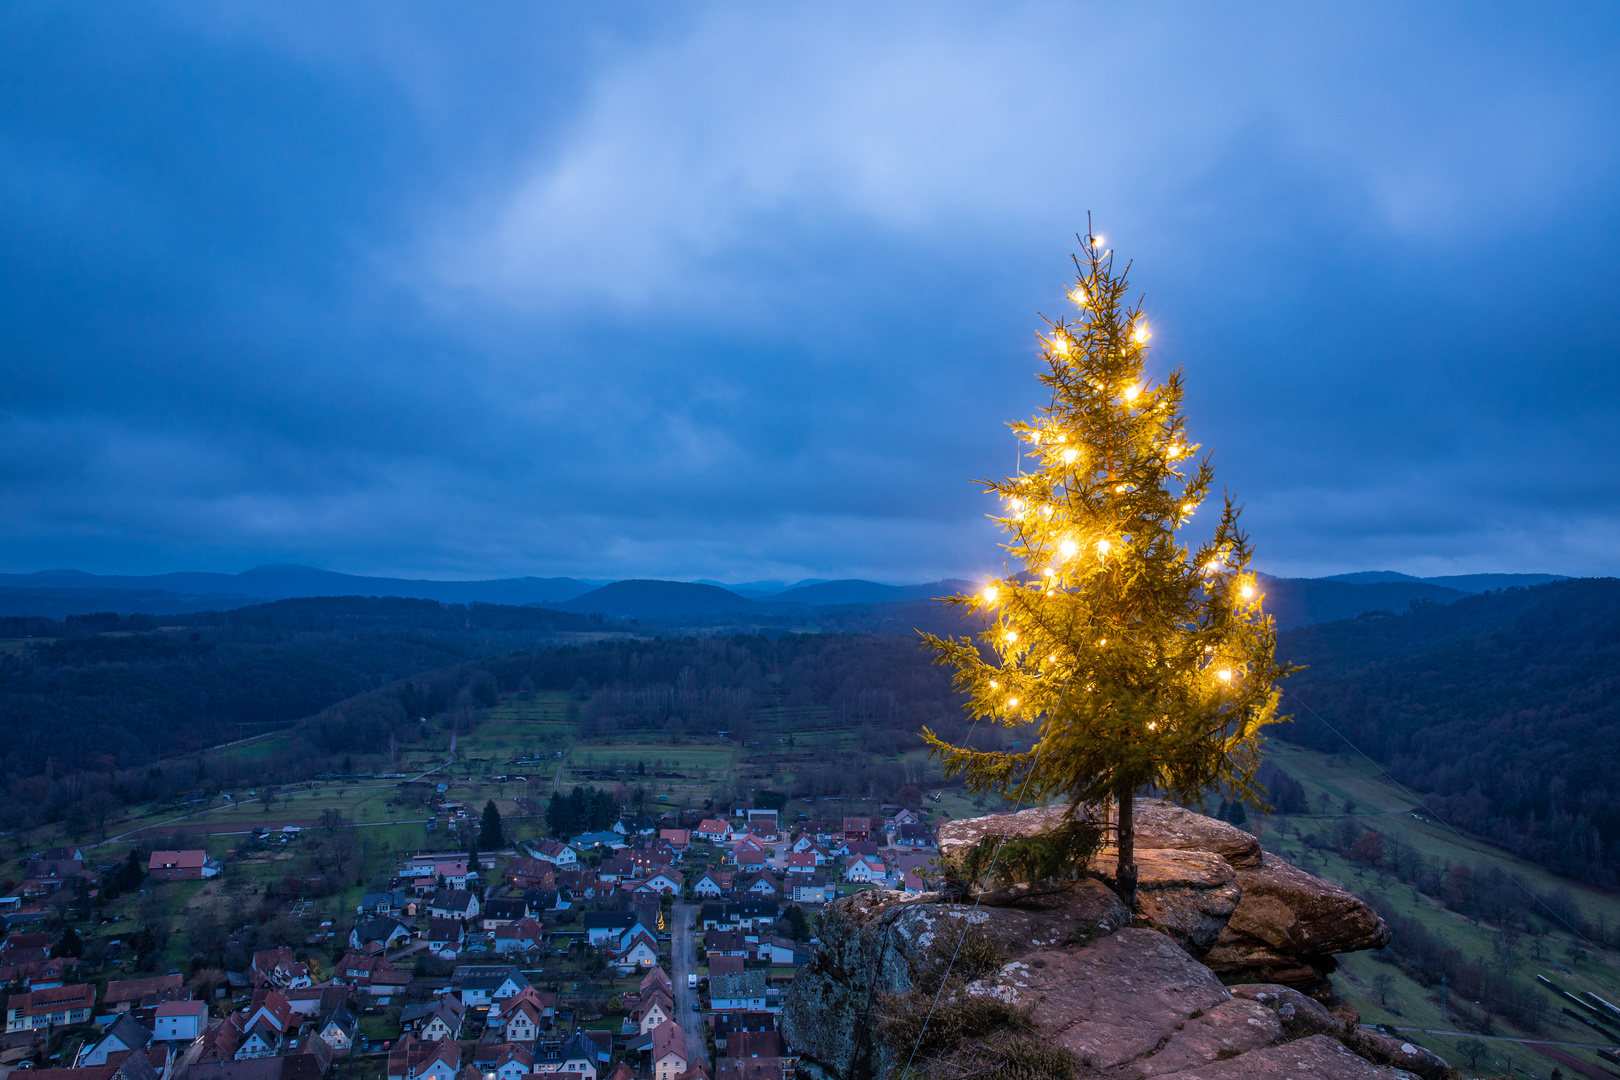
[688,974,697,988]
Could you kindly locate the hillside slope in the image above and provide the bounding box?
[1276,578,1620,882]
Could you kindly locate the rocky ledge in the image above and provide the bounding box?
[784,803,1434,1080]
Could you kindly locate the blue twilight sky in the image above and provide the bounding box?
[2,3,1618,584]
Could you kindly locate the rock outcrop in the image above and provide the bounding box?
[785,804,1421,1080]
[935,798,1392,993]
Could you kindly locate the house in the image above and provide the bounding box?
[453,965,530,1008]
[703,931,751,958]
[427,888,480,922]
[582,912,638,948]
[615,931,659,969]
[358,890,416,917]
[503,857,557,891]
[726,1031,784,1059]
[842,818,870,843]
[492,917,545,955]
[559,869,601,900]
[595,857,633,883]
[708,971,769,1012]
[715,1059,786,1080]
[283,987,354,1020]
[491,1044,533,1080]
[426,919,463,959]
[843,855,888,884]
[569,831,623,852]
[706,900,778,931]
[499,998,542,1043]
[691,871,733,898]
[147,850,220,881]
[528,840,578,868]
[642,871,682,896]
[708,955,745,980]
[481,897,528,929]
[790,875,837,904]
[534,1032,600,1080]
[399,854,471,889]
[77,1013,153,1065]
[415,1040,462,1080]
[693,819,733,843]
[894,822,933,848]
[659,829,690,850]
[155,1000,210,1042]
[744,811,779,840]
[331,952,411,1003]
[632,988,674,1035]
[349,916,413,954]
[6,983,96,1031]
[885,808,922,829]
[235,990,298,1058]
[740,872,778,898]
[729,838,766,868]
[713,1012,776,1051]
[314,1000,358,1054]
[489,986,556,1031]
[756,938,800,965]
[783,853,816,875]
[650,1021,687,1080]
[251,948,312,990]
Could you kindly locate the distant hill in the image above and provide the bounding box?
[1258,576,1470,629]
[1276,577,1620,883]
[0,564,604,613]
[558,579,754,617]
[767,579,973,606]
[1319,570,1568,593]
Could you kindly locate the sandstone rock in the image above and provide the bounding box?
[935,804,1078,867]
[781,883,1126,1080]
[965,928,1232,1070]
[1228,982,1343,1038]
[1107,997,1282,1078]
[1341,1028,1450,1080]
[1145,1034,1423,1079]
[1134,798,1265,869]
[1202,851,1392,992]
[1095,848,1242,957]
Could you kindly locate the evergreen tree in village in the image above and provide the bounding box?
[923,226,1295,908]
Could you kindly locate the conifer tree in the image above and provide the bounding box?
[479,799,504,851]
[922,226,1295,907]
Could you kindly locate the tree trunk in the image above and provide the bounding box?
[1114,782,1138,910]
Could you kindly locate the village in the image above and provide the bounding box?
[0,797,947,1080]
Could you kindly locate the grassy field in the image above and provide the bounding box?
[1266,740,1620,1079]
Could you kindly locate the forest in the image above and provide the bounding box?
[1276,577,1620,884]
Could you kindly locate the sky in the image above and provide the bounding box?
[2,3,1618,584]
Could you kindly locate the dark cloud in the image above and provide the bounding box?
[1,3,1617,581]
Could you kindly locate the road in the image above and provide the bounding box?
[670,901,708,1067]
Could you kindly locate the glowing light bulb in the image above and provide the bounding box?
[1095,540,1111,556]
[1047,653,1056,662]
[1115,484,1127,493]
[1008,697,1019,709]
[1004,631,1018,643]
[1043,568,1054,578]
[989,680,999,689]
[983,586,999,604]
[1056,433,1067,442]
[1182,503,1195,516]
[1132,321,1151,345]
[1092,235,1105,248]
[1096,638,1107,647]
[1070,286,1088,306]
[1240,585,1254,599]
[1042,506,1053,517]
[1060,539,1079,559]
[1217,669,1232,683]
[1062,448,1079,464]
[1147,722,1157,731]
[1122,384,1141,403]
[1052,337,1069,355]
[1165,445,1181,459]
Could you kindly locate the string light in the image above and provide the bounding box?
[1008,697,1019,709]
[1092,235,1105,248]
[1059,539,1079,559]
[1004,631,1018,643]
[989,680,999,689]
[1070,286,1088,305]
[1062,448,1079,464]
[1096,638,1107,647]
[1132,321,1151,345]
[1217,669,1232,682]
[1114,484,1128,493]
[1042,568,1055,578]
[1052,338,1070,355]
[1240,585,1254,599]
[1122,384,1141,403]
[983,586,999,604]
[1095,540,1111,556]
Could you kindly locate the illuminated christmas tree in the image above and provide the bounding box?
[922,226,1296,907]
